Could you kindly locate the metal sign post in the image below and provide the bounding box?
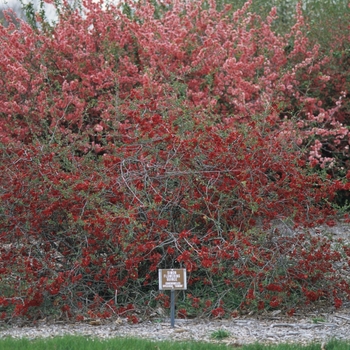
[170,289,175,327]
[158,269,187,328]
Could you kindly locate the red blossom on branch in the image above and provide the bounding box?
[0,0,349,320]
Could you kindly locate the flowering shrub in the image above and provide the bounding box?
[0,0,350,320]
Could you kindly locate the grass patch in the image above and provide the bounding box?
[210,329,230,340]
[0,336,349,350]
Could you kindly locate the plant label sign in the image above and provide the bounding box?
[158,269,187,290]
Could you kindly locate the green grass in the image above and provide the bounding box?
[0,336,349,350]
[210,329,230,340]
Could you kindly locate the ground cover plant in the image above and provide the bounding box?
[0,336,349,350]
[0,0,350,322]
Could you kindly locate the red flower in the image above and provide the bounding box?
[266,283,284,292]
[177,308,187,318]
[127,315,139,324]
[211,307,225,318]
[334,298,342,309]
[287,309,295,317]
[258,301,265,310]
[205,300,212,308]
[201,259,213,268]
[269,297,281,308]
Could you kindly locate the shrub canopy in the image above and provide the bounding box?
[0,0,350,320]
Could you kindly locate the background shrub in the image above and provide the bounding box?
[0,0,349,321]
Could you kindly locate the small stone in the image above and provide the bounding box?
[271,310,282,316]
[89,320,102,326]
[115,318,123,325]
[173,328,187,333]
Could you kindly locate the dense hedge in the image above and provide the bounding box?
[0,0,350,321]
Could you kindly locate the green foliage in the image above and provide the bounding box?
[218,0,350,37]
[311,316,326,324]
[20,0,37,29]
[210,329,230,340]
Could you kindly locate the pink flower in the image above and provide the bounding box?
[94,124,104,132]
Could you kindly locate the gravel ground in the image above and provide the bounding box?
[1,308,350,346]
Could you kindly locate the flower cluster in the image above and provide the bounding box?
[0,0,349,320]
